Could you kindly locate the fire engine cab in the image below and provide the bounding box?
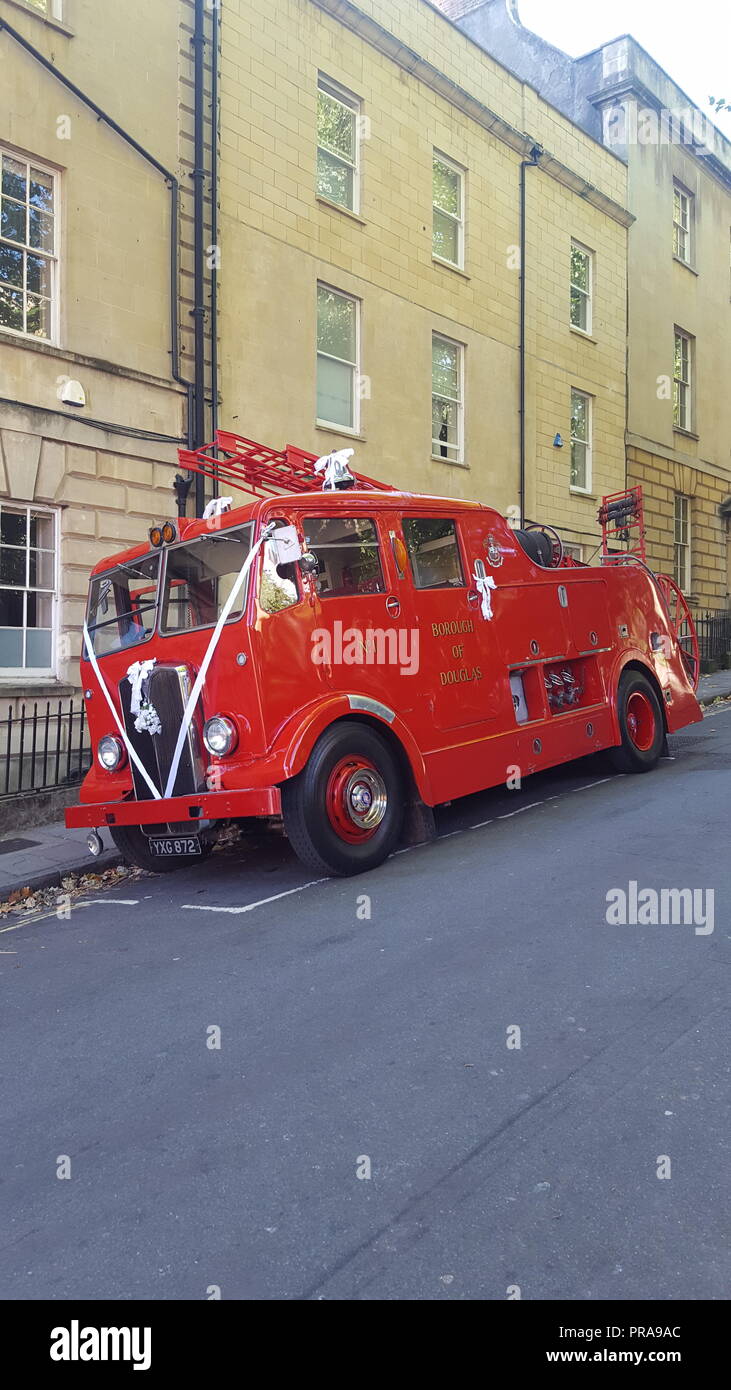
[66,434,703,877]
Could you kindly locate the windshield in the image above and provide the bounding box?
[161,524,253,633]
[85,554,160,658]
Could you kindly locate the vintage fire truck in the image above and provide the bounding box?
[66,434,703,877]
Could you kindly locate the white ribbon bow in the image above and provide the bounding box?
[127,659,162,736]
[202,496,233,521]
[314,448,355,490]
[127,659,157,716]
[473,572,497,621]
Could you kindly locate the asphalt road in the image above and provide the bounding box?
[1,705,729,1301]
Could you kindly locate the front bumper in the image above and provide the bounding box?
[65,786,281,830]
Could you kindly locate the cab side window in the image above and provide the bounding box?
[403,518,465,589]
[304,517,385,596]
[259,518,300,614]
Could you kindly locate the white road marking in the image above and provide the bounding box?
[469,818,494,829]
[498,801,543,819]
[570,777,617,790]
[77,898,140,907]
[182,879,328,915]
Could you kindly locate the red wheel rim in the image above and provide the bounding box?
[325,756,388,843]
[626,690,655,751]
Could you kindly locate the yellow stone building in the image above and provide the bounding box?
[440,1,731,615]
[0,0,631,718]
[219,0,630,555]
[0,0,192,713]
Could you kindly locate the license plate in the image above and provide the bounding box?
[148,835,201,857]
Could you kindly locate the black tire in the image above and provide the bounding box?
[281,722,404,877]
[110,824,214,873]
[609,670,664,773]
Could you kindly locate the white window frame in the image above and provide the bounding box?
[673,328,693,432]
[570,388,593,494]
[432,332,465,464]
[673,494,691,593]
[0,147,59,346]
[562,541,584,563]
[20,1,64,21]
[316,283,361,434]
[0,501,59,679]
[432,151,465,270]
[570,240,593,335]
[316,75,361,215]
[673,183,693,266]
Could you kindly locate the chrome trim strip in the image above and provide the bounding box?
[347,695,396,724]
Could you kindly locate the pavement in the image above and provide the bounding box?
[1,668,729,899]
[0,701,729,1300]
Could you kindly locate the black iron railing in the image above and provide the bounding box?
[694,609,731,669]
[0,699,91,800]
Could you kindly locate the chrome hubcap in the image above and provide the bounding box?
[344,769,387,830]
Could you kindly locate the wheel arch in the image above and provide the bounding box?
[280,697,432,803]
[614,657,668,736]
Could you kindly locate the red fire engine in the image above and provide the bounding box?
[66,434,703,877]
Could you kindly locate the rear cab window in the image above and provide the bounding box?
[403,518,465,589]
[304,516,385,596]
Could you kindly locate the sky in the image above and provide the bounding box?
[518,0,731,135]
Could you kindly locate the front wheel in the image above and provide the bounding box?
[609,670,664,773]
[110,825,214,873]
[281,722,404,877]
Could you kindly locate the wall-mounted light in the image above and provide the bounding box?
[553,433,564,448]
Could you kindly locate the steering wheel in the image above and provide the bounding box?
[524,522,564,568]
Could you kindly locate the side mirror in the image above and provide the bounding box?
[299,552,319,577]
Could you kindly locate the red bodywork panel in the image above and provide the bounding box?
[67,477,703,834]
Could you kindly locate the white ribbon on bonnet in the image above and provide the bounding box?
[127,659,162,736]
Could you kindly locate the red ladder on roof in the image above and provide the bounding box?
[178,431,397,500]
[597,485,646,562]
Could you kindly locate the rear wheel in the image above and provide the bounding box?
[109,825,214,873]
[281,722,404,877]
[609,670,664,773]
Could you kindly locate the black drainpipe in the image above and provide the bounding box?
[0,17,194,455]
[210,0,220,498]
[192,0,207,516]
[519,145,542,529]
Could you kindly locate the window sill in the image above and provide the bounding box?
[2,0,74,36]
[0,324,59,351]
[570,326,597,343]
[673,256,698,276]
[0,679,72,696]
[569,488,596,499]
[673,427,699,441]
[315,423,365,442]
[316,197,366,226]
[432,257,470,281]
[432,454,469,469]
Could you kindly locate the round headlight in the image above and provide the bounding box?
[203,715,238,757]
[161,520,178,545]
[97,735,125,771]
[149,525,163,547]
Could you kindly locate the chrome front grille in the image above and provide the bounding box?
[119,663,206,832]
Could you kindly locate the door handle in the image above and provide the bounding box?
[385,594,401,617]
[467,589,480,608]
